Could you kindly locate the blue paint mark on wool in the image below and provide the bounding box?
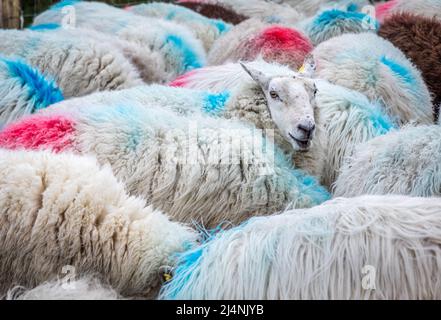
[366,102,396,134]
[380,56,415,85]
[2,57,64,111]
[165,34,203,72]
[211,20,230,34]
[51,0,80,10]
[29,23,61,31]
[312,9,379,30]
[346,3,359,12]
[202,91,230,115]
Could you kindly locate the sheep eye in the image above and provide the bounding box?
[270,91,280,100]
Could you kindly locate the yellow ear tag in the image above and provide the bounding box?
[163,272,172,282]
[298,64,305,74]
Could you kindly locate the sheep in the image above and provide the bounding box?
[6,277,121,300]
[302,8,379,45]
[0,29,142,98]
[176,2,248,25]
[41,84,230,118]
[169,60,395,186]
[272,0,370,17]
[177,0,305,24]
[379,13,441,122]
[29,23,168,84]
[126,2,231,52]
[0,101,330,229]
[159,195,441,300]
[0,149,197,298]
[334,125,441,198]
[33,1,206,81]
[0,56,63,127]
[376,0,441,23]
[312,32,433,124]
[207,19,313,70]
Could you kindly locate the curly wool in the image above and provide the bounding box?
[208,19,312,69]
[334,125,441,198]
[305,9,379,45]
[177,2,247,25]
[379,13,441,122]
[42,84,230,118]
[312,32,433,125]
[6,277,121,300]
[0,149,197,298]
[0,29,142,98]
[29,24,168,84]
[0,56,63,127]
[33,1,206,81]
[159,195,441,300]
[127,2,231,52]
[0,103,330,229]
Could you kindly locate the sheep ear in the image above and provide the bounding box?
[298,54,316,77]
[240,62,270,91]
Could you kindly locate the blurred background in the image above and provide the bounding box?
[0,0,173,28]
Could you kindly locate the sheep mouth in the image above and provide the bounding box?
[289,133,311,151]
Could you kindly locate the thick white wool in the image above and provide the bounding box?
[0,149,197,298]
[208,19,269,66]
[43,84,227,118]
[334,125,441,197]
[128,2,231,52]
[0,29,142,98]
[6,277,121,300]
[159,195,441,299]
[0,56,63,127]
[32,26,168,84]
[33,1,206,81]
[312,33,433,125]
[13,101,330,229]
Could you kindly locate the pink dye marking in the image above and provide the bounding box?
[245,26,313,68]
[168,70,198,87]
[375,0,399,22]
[0,114,76,153]
[124,5,132,11]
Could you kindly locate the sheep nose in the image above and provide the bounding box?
[297,121,315,138]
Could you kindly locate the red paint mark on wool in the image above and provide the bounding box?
[0,115,76,153]
[245,26,313,68]
[168,70,197,87]
[375,0,398,22]
[123,5,132,11]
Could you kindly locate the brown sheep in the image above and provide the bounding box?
[177,2,248,25]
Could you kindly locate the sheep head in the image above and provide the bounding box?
[240,62,317,151]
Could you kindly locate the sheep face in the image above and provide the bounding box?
[240,62,317,151]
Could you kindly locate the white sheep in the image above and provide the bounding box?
[127,2,231,52]
[170,60,395,186]
[29,23,168,84]
[334,125,441,197]
[0,101,330,229]
[0,29,142,98]
[33,0,206,81]
[301,8,379,45]
[198,0,305,24]
[159,195,441,299]
[272,0,370,17]
[207,18,313,70]
[0,149,197,298]
[312,32,434,124]
[42,84,231,118]
[376,0,441,23]
[0,55,63,127]
[6,277,121,300]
